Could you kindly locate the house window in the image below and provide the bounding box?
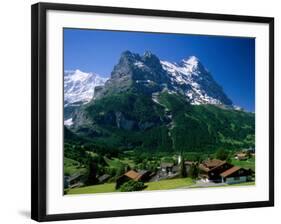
[234,176,240,180]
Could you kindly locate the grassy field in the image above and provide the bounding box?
[64,157,87,176]
[67,183,116,194]
[66,177,194,195]
[119,157,135,168]
[104,157,125,169]
[66,178,253,195]
[145,178,194,191]
[230,157,255,171]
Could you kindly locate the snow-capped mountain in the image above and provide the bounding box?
[160,56,232,106]
[64,69,107,124]
[64,51,238,127]
[94,51,233,107]
[68,51,254,154]
[64,69,107,107]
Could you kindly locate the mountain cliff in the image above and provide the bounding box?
[93,51,232,107]
[66,51,254,152]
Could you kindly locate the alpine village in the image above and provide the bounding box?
[64,51,255,194]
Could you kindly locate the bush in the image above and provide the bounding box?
[119,180,145,192]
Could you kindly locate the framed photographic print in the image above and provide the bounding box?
[31,2,274,222]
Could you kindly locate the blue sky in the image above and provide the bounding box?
[64,28,255,111]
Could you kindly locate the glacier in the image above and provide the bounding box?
[64,69,108,107]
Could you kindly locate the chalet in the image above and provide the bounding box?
[64,173,84,189]
[160,162,174,173]
[151,160,194,181]
[235,153,248,161]
[138,170,152,182]
[244,147,255,154]
[116,170,151,189]
[185,161,196,166]
[98,174,110,184]
[172,165,180,173]
[184,161,196,175]
[199,159,233,182]
[220,166,253,184]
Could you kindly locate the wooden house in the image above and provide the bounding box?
[64,173,84,189]
[116,170,150,189]
[199,159,233,182]
[160,162,174,173]
[98,174,110,184]
[235,152,248,161]
[220,166,253,184]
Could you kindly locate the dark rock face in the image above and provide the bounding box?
[65,51,254,153]
[94,51,170,99]
[94,50,232,107]
[115,111,136,130]
[70,50,239,137]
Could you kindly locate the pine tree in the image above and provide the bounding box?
[216,148,229,161]
[86,157,99,185]
[180,160,187,178]
[189,164,199,179]
[180,154,187,178]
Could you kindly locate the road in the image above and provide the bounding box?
[178,180,227,189]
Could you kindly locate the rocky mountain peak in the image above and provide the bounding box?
[119,50,141,62]
[180,56,201,72]
[66,51,234,109]
[94,51,170,98]
[142,51,163,71]
[160,56,233,106]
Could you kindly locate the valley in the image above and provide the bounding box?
[63,50,255,194]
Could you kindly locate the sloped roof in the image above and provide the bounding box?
[199,159,226,172]
[160,162,174,168]
[98,174,110,182]
[203,159,225,168]
[68,173,83,182]
[124,170,141,181]
[220,166,241,178]
[185,161,195,165]
[138,170,150,176]
[199,163,210,172]
[236,153,247,157]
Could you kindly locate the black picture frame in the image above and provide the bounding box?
[31,2,274,222]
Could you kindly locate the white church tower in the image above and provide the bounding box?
[178,155,182,165]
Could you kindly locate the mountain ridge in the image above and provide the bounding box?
[64,69,107,122]
[64,69,108,106]
[64,51,240,113]
[69,90,254,152]
[65,51,254,153]
[92,51,234,108]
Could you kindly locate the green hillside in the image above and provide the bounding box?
[69,91,254,154]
